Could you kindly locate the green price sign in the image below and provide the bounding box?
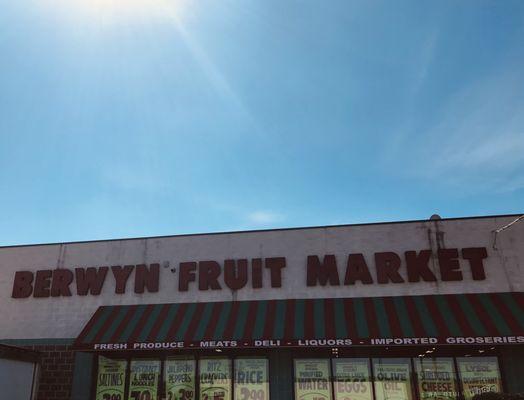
[294,359,333,400]
[234,358,269,400]
[165,358,196,400]
[415,358,458,400]
[457,358,502,400]
[96,357,127,400]
[128,359,161,400]
[199,358,232,400]
[373,360,413,400]
[333,359,372,400]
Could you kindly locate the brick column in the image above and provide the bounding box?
[30,344,75,400]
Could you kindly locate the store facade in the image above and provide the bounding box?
[0,214,523,400]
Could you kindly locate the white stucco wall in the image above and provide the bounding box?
[0,215,523,340]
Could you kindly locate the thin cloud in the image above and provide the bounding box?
[434,132,524,172]
[388,54,524,193]
[385,28,439,159]
[410,29,439,99]
[246,210,284,225]
[101,165,171,192]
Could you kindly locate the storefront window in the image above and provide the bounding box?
[128,359,161,400]
[165,357,196,400]
[294,358,333,400]
[457,357,502,400]
[414,357,458,400]
[332,358,372,400]
[95,356,127,400]
[199,358,232,400]
[92,353,506,400]
[234,358,269,400]
[372,358,413,400]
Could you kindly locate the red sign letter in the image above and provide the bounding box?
[199,261,221,290]
[76,267,108,295]
[224,259,248,290]
[405,250,437,282]
[50,269,73,297]
[265,257,286,288]
[462,247,488,280]
[12,271,34,298]
[111,265,135,294]
[344,254,373,285]
[375,252,404,284]
[251,258,263,288]
[179,262,196,291]
[135,264,159,294]
[438,248,463,281]
[34,270,52,297]
[307,255,339,286]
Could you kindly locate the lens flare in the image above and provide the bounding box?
[41,0,187,24]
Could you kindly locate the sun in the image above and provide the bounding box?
[88,0,181,17]
[43,0,188,24]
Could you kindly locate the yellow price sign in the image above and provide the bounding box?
[96,357,127,400]
[333,359,372,400]
[294,359,333,400]
[234,358,269,400]
[128,359,161,400]
[165,358,196,400]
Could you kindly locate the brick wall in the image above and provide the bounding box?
[29,344,75,400]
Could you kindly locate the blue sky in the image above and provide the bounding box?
[1,0,523,245]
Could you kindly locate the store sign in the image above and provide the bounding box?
[414,358,457,400]
[199,358,232,400]
[96,357,127,400]
[128,359,160,400]
[457,358,502,400]
[165,358,196,400]
[234,358,269,400]
[373,360,412,400]
[11,247,488,298]
[333,359,372,400]
[294,359,332,400]
[83,334,524,352]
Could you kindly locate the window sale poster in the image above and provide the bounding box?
[199,358,232,400]
[373,361,413,400]
[234,358,269,400]
[128,359,161,400]
[294,359,333,400]
[96,357,127,400]
[332,359,372,400]
[457,358,502,400]
[414,359,458,400]
[165,358,196,400]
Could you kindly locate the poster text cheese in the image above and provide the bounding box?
[414,358,457,400]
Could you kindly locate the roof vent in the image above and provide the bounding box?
[430,214,442,220]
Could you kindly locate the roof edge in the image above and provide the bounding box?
[1,212,523,250]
